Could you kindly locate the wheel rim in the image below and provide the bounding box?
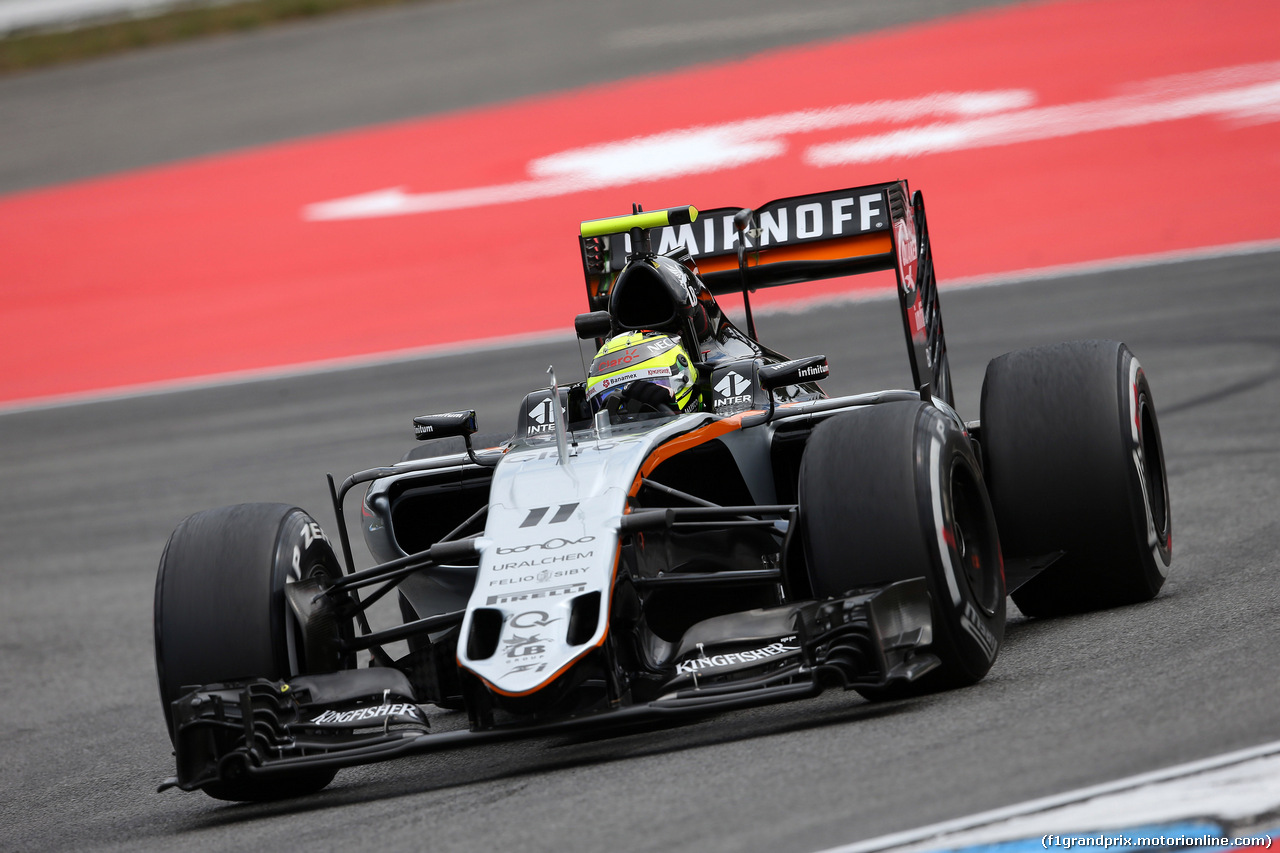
[286,557,353,675]
[1138,396,1170,545]
[949,458,1003,616]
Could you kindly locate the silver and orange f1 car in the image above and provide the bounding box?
[155,180,1172,800]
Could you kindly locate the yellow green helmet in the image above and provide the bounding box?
[586,332,700,416]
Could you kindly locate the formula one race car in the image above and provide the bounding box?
[154,181,1172,800]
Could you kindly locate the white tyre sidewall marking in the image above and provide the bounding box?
[1128,357,1169,576]
[929,414,997,662]
[929,421,963,608]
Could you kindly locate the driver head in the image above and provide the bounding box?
[586,331,700,417]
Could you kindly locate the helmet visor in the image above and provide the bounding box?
[587,366,680,410]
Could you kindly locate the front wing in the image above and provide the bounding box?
[161,579,936,793]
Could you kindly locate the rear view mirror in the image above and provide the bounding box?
[574,311,612,340]
[745,356,829,429]
[412,410,478,441]
[758,355,829,392]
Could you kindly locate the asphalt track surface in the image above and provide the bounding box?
[3,250,1279,853]
[2,0,1279,851]
[0,0,1020,195]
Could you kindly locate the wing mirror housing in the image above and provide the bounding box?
[574,311,612,340]
[412,410,478,440]
[758,355,829,392]
[411,410,496,467]
[746,356,829,427]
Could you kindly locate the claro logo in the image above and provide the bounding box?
[596,348,639,371]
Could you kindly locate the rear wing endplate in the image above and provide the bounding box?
[577,180,952,406]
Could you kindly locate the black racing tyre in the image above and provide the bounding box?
[400,432,511,462]
[981,340,1171,617]
[154,502,347,800]
[800,401,1005,699]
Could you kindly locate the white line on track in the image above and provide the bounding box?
[810,738,1280,853]
[806,62,1280,167]
[305,62,1280,222]
[2,238,1278,417]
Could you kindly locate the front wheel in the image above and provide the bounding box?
[981,340,1172,616]
[154,502,349,800]
[799,401,1005,699]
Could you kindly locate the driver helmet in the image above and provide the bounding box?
[586,331,700,416]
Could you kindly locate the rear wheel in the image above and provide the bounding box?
[800,401,1005,699]
[154,502,349,800]
[981,340,1171,616]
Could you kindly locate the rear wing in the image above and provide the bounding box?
[578,180,952,406]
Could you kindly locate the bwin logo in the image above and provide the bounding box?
[714,371,752,410]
